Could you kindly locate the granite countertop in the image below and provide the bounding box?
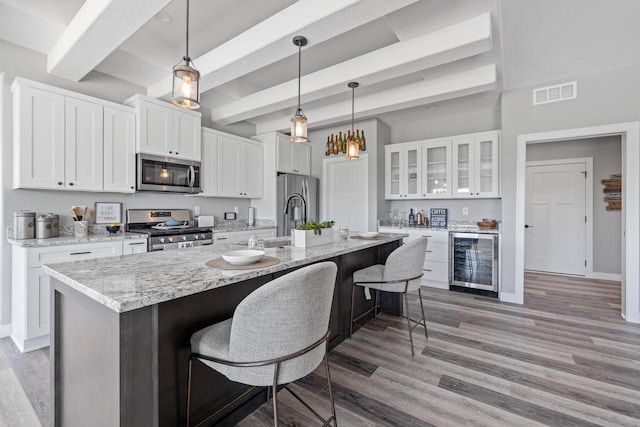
[210,224,276,233]
[8,232,147,248]
[379,225,501,234]
[43,232,406,314]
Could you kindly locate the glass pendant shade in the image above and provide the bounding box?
[290,108,308,143]
[171,58,200,109]
[346,81,360,160]
[171,0,200,110]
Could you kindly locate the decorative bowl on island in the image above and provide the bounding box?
[105,224,120,234]
[222,250,266,265]
[358,232,379,238]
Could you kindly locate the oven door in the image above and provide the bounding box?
[137,154,200,193]
[449,232,499,292]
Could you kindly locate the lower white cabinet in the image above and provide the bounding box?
[11,238,147,353]
[379,227,449,289]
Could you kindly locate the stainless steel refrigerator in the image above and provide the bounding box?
[277,173,319,236]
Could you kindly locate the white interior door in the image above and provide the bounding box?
[525,162,586,275]
[323,157,368,231]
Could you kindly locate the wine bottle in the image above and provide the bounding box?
[329,134,335,155]
[332,133,338,155]
[361,130,366,151]
[325,136,330,156]
[355,130,362,151]
[409,208,416,227]
[337,131,343,154]
[342,131,347,153]
[346,130,351,145]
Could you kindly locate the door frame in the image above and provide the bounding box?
[525,157,594,278]
[515,122,639,323]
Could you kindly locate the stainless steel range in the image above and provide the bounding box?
[126,209,213,251]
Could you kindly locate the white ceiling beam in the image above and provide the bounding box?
[254,65,498,134]
[47,0,172,82]
[213,13,492,125]
[147,0,419,98]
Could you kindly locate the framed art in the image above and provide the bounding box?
[95,202,123,224]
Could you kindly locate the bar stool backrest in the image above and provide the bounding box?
[383,238,428,292]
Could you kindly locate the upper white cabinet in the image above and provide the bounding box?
[202,127,263,199]
[125,94,201,161]
[385,130,500,200]
[12,78,136,193]
[103,106,136,193]
[276,134,311,175]
[452,131,500,198]
[384,142,422,199]
[421,138,452,199]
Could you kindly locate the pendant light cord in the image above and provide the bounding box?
[185,0,190,60]
[351,86,355,135]
[297,42,302,112]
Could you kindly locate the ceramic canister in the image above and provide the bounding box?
[46,213,59,237]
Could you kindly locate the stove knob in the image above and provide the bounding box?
[159,237,165,243]
[182,235,187,241]
[194,234,200,240]
[168,237,174,243]
[200,234,207,240]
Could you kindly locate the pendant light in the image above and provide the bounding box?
[346,82,360,160]
[171,0,200,110]
[290,36,308,142]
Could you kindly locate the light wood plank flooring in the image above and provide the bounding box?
[2,273,638,426]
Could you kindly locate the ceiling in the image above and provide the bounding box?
[1,0,639,134]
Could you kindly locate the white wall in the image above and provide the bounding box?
[0,40,250,329]
[501,63,640,296]
[526,136,622,275]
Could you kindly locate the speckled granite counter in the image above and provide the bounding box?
[209,224,276,233]
[380,225,501,234]
[7,232,146,248]
[43,232,405,313]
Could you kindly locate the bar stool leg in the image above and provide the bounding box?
[349,285,356,338]
[374,289,380,319]
[404,292,415,356]
[186,355,194,427]
[323,343,338,427]
[418,287,428,338]
[272,363,280,427]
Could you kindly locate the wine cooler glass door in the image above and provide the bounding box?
[449,232,499,292]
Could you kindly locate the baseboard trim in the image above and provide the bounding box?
[0,324,10,338]
[592,272,622,282]
[499,292,519,304]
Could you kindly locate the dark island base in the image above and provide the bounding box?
[51,241,401,427]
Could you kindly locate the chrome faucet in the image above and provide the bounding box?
[284,193,307,225]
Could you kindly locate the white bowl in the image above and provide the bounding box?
[221,250,266,265]
[358,232,379,238]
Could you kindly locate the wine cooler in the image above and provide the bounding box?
[449,232,499,293]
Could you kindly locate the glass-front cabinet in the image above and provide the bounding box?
[421,139,452,199]
[384,143,422,199]
[452,132,500,198]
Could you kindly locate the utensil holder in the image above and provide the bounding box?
[74,221,88,237]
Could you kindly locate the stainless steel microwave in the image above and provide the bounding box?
[137,154,201,194]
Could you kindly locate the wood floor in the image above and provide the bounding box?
[1,273,638,426]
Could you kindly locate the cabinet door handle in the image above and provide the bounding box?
[169,151,173,154]
[176,152,179,155]
[426,250,432,253]
[131,186,134,189]
[423,269,432,272]
[69,182,74,186]
[216,237,228,241]
[70,251,91,255]
[58,182,63,186]
[128,242,145,246]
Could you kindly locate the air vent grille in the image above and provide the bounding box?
[533,81,577,105]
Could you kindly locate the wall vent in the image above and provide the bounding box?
[533,81,577,105]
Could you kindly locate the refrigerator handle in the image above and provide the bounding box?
[302,179,308,222]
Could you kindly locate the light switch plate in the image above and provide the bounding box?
[463,207,469,215]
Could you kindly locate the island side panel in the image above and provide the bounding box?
[51,278,155,427]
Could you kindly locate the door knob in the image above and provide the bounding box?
[524,224,534,228]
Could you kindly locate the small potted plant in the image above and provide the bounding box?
[293,220,335,247]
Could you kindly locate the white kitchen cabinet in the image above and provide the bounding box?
[384,142,422,199]
[12,84,66,190]
[212,232,231,244]
[12,240,128,353]
[200,128,220,196]
[122,238,148,254]
[229,228,277,244]
[421,139,452,199]
[125,94,201,161]
[277,134,311,175]
[378,227,449,289]
[65,97,104,191]
[104,106,136,193]
[217,133,264,198]
[12,78,137,193]
[452,131,500,198]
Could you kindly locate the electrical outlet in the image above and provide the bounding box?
[234,206,239,214]
[194,206,200,216]
[463,207,469,216]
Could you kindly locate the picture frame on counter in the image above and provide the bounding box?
[95,202,122,224]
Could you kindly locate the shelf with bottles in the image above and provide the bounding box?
[324,129,367,156]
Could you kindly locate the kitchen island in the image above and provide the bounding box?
[43,232,405,427]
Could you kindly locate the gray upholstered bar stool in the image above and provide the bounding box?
[186,262,338,427]
[349,238,429,356]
